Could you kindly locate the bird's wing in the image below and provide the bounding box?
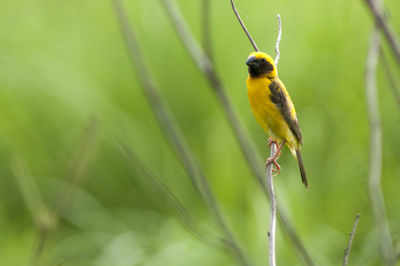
[269,79,302,144]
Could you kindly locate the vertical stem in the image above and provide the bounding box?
[266,144,277,266]
[265,15,283,266]
[365,0,395,264]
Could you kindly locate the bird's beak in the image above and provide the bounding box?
[246,55,257,66]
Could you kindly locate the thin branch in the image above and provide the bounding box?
[342,214,361,266]
[265,16,285,265]
[274,14,282,65]
[380,49,400,110]
[112,1,251,265]
[230,0,259,51]
[202,0,213,61]
[365,1,396,263]
[364,0,400,67]
[118,141,223,247]
[159,1,314,264]
[266,143,277,266]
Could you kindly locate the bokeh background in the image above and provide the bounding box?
[1,0,400,265]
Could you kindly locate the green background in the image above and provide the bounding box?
[1,0,400,265]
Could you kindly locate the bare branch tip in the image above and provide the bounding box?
[230,0,259,52]
[274,13,282,65]
[342,213,361,266]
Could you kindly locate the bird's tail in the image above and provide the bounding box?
[295,149,308,188]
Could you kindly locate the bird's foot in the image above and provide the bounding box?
[267,137,282,159]
[267,137,278,149]
[266,157,281,176]
[266,139,287,176]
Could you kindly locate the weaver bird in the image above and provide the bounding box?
[246,51,308,188]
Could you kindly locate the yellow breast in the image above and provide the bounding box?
[246,75,297,146]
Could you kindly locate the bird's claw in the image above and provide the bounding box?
[272,167,281,176]
[267,137,282,160]
[267,137,278,149]
[266,157,281,176]
[266,137,286,176]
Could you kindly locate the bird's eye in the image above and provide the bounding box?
[261,58,267,62]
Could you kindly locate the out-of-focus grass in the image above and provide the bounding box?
[0,0,400,265]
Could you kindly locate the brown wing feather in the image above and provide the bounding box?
[269,80,302,144]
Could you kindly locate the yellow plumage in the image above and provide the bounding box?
[246,51,308,187]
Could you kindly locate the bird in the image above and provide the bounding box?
[246,51,308,188]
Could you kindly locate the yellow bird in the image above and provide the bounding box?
[246,51,308,188]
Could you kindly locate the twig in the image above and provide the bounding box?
[230,0,259,51]
[364,0,400,67]
[274,14,282,65]
[365,1,396,263]
[380,50,400,110]
[265,17,284,266]
[112,1,251,265]
[342,214,361,266]
[160,1,314,264]
[264,16,285,266]
[266,143,277,266]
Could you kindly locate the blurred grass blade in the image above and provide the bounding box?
[12,158,46,218]
[365,0,396,263]
[202,0,213,61]
[111,1,251,265]
[119,141,224,248]
[380,50,400,110]
[12,158,56,265]
[52,116,99,217]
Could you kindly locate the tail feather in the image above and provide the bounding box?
[295,149,308,188]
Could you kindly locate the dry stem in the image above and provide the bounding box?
[230,0,259,51]
[265,15,284,266]
[342,214,361,266]
[266,143,277,266]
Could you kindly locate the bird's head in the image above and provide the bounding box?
[246,52,277,78]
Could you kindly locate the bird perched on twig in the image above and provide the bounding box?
[246,51,308,188]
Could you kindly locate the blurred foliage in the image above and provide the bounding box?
[1,0,400,265]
